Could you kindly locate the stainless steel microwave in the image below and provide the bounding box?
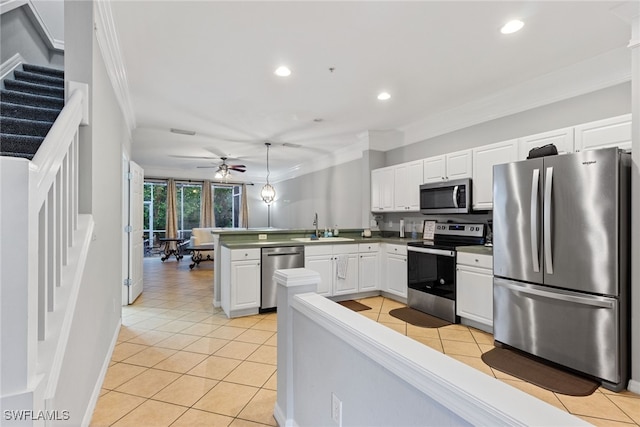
[419,178,472,214]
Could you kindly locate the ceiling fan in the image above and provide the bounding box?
[197,157,246,179]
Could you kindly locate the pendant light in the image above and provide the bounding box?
[261,142,276,204]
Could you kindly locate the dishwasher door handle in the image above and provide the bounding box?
[266,252,303,257]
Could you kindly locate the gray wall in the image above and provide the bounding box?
[270,158,364,230]
[0,5,63,68]
[50,1,128,424]
[386,82,631,166]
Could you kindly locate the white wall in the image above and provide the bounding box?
[0,4,63,67]
[270,158,364,230]
[49,2,128,423]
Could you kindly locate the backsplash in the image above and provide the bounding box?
[378,211,493,236]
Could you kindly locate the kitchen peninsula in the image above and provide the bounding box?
[211,228,422,318]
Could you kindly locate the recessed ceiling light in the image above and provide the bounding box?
[501,19,524,34]
[170,128,196,136]
[274,66,291,77]
[377,92,391,101]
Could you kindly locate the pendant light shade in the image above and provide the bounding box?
[261,143,276,204]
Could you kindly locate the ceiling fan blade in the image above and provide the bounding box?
[196,166,219,169]
[229,167,246,172]
[170,155,219,160]
[229,164,246,168]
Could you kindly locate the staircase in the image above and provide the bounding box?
[0,64,65,160]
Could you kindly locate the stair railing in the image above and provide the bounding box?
[0,83,93,416]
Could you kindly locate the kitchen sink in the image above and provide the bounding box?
[290,237,354,242]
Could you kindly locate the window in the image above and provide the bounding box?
[143,181,167,246]
[176,182,201,238]
[213,184,242,228]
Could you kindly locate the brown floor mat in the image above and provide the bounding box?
[338,300,371,312]
[481,347,599,396]
[388,307,451,328]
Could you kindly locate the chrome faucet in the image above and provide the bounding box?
[313,212,319,239]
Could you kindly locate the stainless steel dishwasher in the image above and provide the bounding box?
[260,246,305,312]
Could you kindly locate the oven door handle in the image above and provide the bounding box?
[407,246,455,257]
[452,185,459,208]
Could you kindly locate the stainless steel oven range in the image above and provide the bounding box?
[407,223,485,323]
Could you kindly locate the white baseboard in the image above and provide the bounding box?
[81,319,121,427]
[628,379,640,395]
[273,403,298,427]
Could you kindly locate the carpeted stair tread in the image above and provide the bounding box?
[0,134,45,156]
[1,89,65,110]
[22,63,64,79]
[1,63,64,160]
[5,80,64,99]
[0,117,54,137]
[1,102,61,122]
[14,70,64,88]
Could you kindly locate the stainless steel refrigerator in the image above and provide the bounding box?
[492,147,630,391]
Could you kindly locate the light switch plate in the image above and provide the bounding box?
[258,234,267,240]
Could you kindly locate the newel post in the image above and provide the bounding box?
[273,268,320,427]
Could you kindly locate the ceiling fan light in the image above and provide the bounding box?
[274,66,291,77]
[261,183,276,204]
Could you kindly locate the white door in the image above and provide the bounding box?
[128,161,145,304]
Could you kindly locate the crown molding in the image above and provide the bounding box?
[400,47,631,148]
[94,0,136,136]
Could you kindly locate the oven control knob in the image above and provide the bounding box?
[439,278,445,285]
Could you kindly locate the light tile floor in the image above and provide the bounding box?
[91,258,640,426]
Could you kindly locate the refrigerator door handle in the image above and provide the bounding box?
[544,166,554,274]
[530,168,540,273]
[497,280,615,309]
[452,185,459,208]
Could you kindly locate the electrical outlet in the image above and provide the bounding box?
[388,220,393,227]
[331,393,342,426]
[258,234,267,240]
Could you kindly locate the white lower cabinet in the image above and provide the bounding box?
[384,244,407,299]
[220,247,261,317]
[456,251,493,330]
[358,243,380,292]
[304,244,359,296]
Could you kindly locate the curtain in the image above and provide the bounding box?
[200,180,213,228]
[240,184,249,229]
[165,178,178,250]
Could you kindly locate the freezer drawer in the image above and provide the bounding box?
[493,277,622,387]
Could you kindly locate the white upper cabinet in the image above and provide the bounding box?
[574,114,632,152]
[472,139,518,210]
[371,167,395,212]
[394,160,423,211]
[423,150,472,183]
[518,127,574,160]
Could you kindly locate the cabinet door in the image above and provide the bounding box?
[359,252,380,292]
[446,150,472,180]
[423,155,446,183]
[334,253,359,295]
[231,260,260,310]
[407,160,423,211]
[393,164,409,211]
[518,127,574,160]
[456,265,493,328]
[380,167,395,211]
[371,169,383,212]
[386,253,407,298]
[574,114,632,152]
[472,139,517,210]
[305,255,334,296]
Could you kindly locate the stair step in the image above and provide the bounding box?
[4,80,64,99]
[0,134,44,157]
[14,70,64,89]
[0,151,36,160]
[22,64,64,79]
[1,102,61,122]
[0,90,64,110]
[0,117,54,137]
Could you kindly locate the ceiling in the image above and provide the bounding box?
[109,1,632,183]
